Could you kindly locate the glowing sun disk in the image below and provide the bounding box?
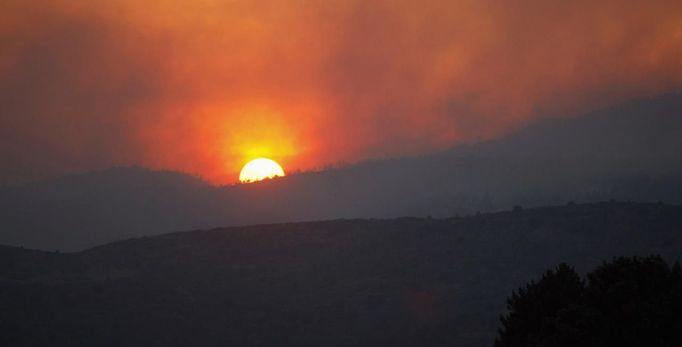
[239,158,285,183]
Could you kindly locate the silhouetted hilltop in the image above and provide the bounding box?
[452,94,682,167]
[1,94,681,251]
[0,167,217,250]
[1,202,681,346]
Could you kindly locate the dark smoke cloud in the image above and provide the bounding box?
[1,0,681,184]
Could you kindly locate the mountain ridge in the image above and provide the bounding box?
[1,201,680,346]
[1,94,681,251]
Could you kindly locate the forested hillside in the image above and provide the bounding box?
[1,202,680,346]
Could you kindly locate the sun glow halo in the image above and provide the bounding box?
[239,158,285,183]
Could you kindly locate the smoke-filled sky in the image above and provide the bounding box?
[1,0,681,184]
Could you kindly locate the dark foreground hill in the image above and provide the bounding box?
[1,202,681,346]
[1,93,682,251]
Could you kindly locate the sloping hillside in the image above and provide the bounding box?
[1,202,680,346]
[1,94,681,251]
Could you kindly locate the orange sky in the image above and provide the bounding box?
[1,0,681,184]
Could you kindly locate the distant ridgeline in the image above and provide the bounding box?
[0,94,681,251]
[0,202,681,346]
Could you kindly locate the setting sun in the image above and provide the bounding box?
[239,158,285,183]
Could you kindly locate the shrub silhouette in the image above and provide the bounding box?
[495,256,682,347]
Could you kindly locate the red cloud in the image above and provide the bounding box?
[1,0,681,184]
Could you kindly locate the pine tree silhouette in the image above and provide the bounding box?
[494,256,682,347]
